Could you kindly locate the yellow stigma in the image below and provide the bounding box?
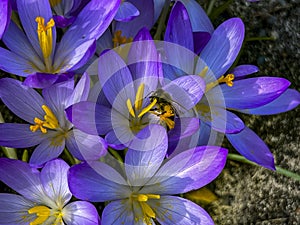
[205,73,235,92]
[35,16,55,71]
[49,0,62,7]
[132,193,160,225]
[30,105,59,134]
[28,206,51,225]
[112,30,133,48]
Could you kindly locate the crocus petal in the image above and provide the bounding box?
[0,193,34,225]
[115,0,154,38]
[125,125,168,186]
[226,126,275,170]
[105,129,128,150]
[66,101,112,135]
[0,158,50,203]
[165,2,194,52]
[40,159,72,206]
[128,28,160,83]
[55,0,120,60]
[56,39,97,73]
[53,15,75,28]
[198,105,245,134]
[2,21,42,65]
[179,0,214,33]
[154,196,214,225]
[193,31,211,54]
[66,129,107,161]
[68,161,129,202]
[197,121,220,146]
[102,200,134,225]
[95,28,113,55]
[163,75,205,110]
[0,47,36,76]
[114,1,140,22]
[143,146,227,193]
[127,124,168,152]
[23,73,60,89]
[42,78,74,118]
[29,136,65,167]
[167,117,200,156]
[0,0,10,39]
[164,2,196,75]
[196,18,244,81]
[66,72,90,107]
[0,123,44,148]
[229,64,259,78]
[168,117,200,142]
[221,77,290,109]
[17,0,56,60]
[63,201,100,225]
[98,49,134,114]
[239,89,300,115]
[0,78,45,123]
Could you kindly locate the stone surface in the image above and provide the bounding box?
[204,0,300,224]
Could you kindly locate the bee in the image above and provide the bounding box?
[148,89,177,130]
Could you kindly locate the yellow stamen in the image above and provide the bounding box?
[152,104,175,130]
[112,30,133,48]
[35,16,55,71]
[205,73,235,92]
[135,83,145,111]
[132,193,160,223]
[218,73,234,87]
[138,98,157,118]
[49,0,62,7]
[28,206,51,225]
[126,99,136,118]
[30,105,59,134]
[198,66,208,78]
[140,202,156,219]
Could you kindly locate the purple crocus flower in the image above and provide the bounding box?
[49,0,90,28]
[0,73,106,167]
[0,0,11,39]
[0,0,120,88]
[68,125,227,225]
[115,0,140,22]
[94,0,154,54]
[163,2,298,169]
[0,158,100,224]
[67,28,204,151]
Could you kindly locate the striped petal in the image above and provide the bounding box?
[226,126,275,170]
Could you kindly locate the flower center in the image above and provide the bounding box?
[199,66,235,92]
[131,193,160,225]
[30,105,59,134]
[126,83,176,131]
[28,206,51,225]
[35,16,55,72]
[126,83,157,132]
[112,30,133,48]
[28,205,63,225]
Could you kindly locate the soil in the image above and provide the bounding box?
[204,0,300,224]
